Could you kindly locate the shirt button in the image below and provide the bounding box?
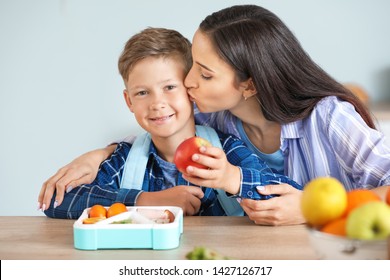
[247,191,253,197]
[156,179,163,186]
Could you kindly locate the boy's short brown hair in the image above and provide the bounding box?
[118,27,192,82]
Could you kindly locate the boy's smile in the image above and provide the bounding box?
[149,113,175,125]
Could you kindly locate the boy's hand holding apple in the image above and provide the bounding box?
[174,136,241,196]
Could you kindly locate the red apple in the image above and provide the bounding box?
[174,136,212,173]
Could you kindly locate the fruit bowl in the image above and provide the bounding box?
[307,227,389,260]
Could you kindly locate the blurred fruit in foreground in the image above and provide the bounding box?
[344,189,381,216]
[346,201,390,240]
[386,188,390,206]
[301,177,347,227]
[186,246,230,260]
[107,202,127,218]
[320,217,347,236]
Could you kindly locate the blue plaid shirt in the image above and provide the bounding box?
[44,130,302,219]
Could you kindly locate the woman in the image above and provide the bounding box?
[38,5,390,225]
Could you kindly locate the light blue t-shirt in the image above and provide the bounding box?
[235,118,284,175]
[154,154,178,189]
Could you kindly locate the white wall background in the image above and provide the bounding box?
[1,0,390,216]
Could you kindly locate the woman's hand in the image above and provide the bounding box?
[240,184,306,226]
[181,146,241,195]
[136,186,204,216]
[37,145,117,210]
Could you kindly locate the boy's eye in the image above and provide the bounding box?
[136,91,148,96]
[165,85,176,91]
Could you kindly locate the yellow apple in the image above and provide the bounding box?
[301,177,347,227]
[346,201,390,240]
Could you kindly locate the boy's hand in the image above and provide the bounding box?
[181,146,241,195]
[37,145,116,211]
[136,186,204,216]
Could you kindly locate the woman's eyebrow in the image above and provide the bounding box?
[196,61,215,73]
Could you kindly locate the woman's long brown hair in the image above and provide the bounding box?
[200,5,376,128]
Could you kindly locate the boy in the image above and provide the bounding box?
[42,27,301,219]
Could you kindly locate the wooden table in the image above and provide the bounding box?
[0,216,317,260]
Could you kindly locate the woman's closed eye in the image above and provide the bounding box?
[200,73,212,80]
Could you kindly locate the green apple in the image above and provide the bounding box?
[346,201,390,240]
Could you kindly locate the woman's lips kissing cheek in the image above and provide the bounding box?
[187,90,196,102]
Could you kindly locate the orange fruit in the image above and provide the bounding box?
[386,188,390,206]
[321,217,347,236]
[107,202,127,218]
[89,204,107,218]
[345,189,381,216]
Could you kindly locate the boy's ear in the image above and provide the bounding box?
[240,78,257,100]
[123,89,134,112]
